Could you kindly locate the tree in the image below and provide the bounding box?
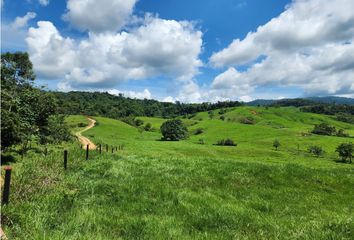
[273,139,281,150]
[144,123,152,131]
[160,119,188,141]
[336,143,353,163]
[1,52,58,150]
[308,145,324,157]
[311,123,336,136]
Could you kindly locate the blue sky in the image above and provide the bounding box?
[1,0,354,102]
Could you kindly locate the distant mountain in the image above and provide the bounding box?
[247,96,354,106]
[246,99,275,106]
[306,96,354,105]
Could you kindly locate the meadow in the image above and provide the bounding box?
[1,106,353,239]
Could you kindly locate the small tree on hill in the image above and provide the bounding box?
[160,119,188,141]
[312,123,336,136]
[144,123,152,131]
[273,139,281,151]
[336,143,353,163]
[308,145,324,157]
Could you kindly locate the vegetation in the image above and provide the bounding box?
[312,123,337,136]
[273,139,281,151]
[160,119,188,141]
[2,109,354,239]
[336,143,353,163]
[308,145,325,157]
[215,138,237,146]
[0,52,70,151]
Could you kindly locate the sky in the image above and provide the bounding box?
[1,0,354,102]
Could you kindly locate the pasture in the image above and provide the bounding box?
[2,106,353,239]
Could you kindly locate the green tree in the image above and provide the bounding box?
[1,52,58,150]
[144,123,152,131]
[311,123,336,136]
[160,119,188,141]
[336,143,353,163]
[273,139,281,151]
[308,145,324,157]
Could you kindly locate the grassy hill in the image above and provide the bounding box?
[2,106,354,239]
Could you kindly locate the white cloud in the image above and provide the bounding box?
[209,0,354,97]
[27,17,203,89]
[108,88,152,99]
[39,0,49,6]
[63,0,137,33]
[26,21,77,78]
[11,12,36,29]
[1,12,37,50]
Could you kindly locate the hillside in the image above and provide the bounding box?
[2,106,353,239]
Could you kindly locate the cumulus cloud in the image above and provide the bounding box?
[39,0,49,6]
[63,0,137,33]
[27,17,203,89]
[26,21,77,79]
[1,12,37,50]
[209,0,354,97]
[11,12,36,29]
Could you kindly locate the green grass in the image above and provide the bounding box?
[2,106,354,239]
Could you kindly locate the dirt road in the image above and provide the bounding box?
[76,117,97,150]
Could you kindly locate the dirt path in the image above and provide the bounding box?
[76,117,97,150]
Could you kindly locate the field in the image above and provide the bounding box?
[2,106,354,239]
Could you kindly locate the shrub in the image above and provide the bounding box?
[273,139,281,151]
[336,129,349,137]
[220,115,225,121]
[144,123,152,131]
[215,138,237,146]
[194,128,204,135]
[240,117,255,125]
[219,108,227,114]
[160,119,188,141]
[198,139,205,145]
[311,123,336,136]
[308,145,324,157]
[208,111,214,119]
[336,143,353,163]
[135,118,144,127]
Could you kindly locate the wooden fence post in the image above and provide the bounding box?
[86,144,89,160]
[2,166,12,205]
[64,150,68,170]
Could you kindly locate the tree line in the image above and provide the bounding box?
[1,52,71,151]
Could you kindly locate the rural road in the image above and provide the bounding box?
[76,117,97,150]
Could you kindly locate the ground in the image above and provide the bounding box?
[1,106,353,239]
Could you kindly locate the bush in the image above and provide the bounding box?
[308,145,324,157]
[215,138,237,146]
[273,139,281,150]
[219,108,227,114]
[160,119,188,141]
[194,128,204,135]
[144,123,152,131]
[311,123,336,136]
[240,117,255,125]
[135,118,144,127]
[198,139,205,145]
[336,143,353,163]
[336,129,349,137]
